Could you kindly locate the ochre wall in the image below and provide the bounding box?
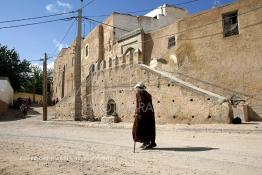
[53,44,75,101]
[146,0,262,118]
[89,62,231,124]
[14,92,43,103]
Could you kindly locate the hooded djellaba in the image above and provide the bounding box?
[132,82,157,149]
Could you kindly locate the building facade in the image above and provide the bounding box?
[0,77,13,115]
[53,0,262,123]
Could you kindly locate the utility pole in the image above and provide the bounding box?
[43,53,48,121]
[74,0,83,121]
[33,78,36,103]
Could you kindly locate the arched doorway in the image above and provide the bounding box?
[107,99,117,116]
[124,47,135,64]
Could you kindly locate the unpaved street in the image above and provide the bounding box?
[0,107,262,175]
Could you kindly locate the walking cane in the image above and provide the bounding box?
[133,142,136,153]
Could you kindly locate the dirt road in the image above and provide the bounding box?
[0,107,262,175]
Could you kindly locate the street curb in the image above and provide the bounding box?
[44,120,262,134]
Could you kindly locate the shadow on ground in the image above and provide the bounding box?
[151,147,219,152]
[27,108,41,115]
[0,107,40,122]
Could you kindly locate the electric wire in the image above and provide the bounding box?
[82,4,262,50]
[0,11,76,24]
[83,17,130,32]
[85,0,202,18]
[82,0,97,9]
[50,18,76,58]
[0,16,75,30]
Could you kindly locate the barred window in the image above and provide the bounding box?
[223,11,239,37]
[168,36,176,48]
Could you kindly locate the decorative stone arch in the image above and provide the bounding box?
[121,55,125,64]
[97,61,101,71]
[115,57,119,66]
[89,64,95,73]
[107,99,117,116]
[109,58,112,68]
[124,47,135,64]
[103,60,106,69]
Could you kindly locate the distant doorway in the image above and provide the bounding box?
[107,99,116,116]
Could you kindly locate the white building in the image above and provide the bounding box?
[0,77,14,114]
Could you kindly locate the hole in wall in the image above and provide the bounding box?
[190,99,193,102]
[192,116,194,118]
[208,115,212,119]
[168,84,170,87]
[158,116,161,118]
[157,100,160,103]
[173,115,176,119]
[172,99,175,102]
[207,98,210,100]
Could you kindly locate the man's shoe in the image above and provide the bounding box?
[140,142,149,148]
[144,142,157,149]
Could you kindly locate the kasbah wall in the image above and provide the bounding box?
[53,0,262,123]
[147,0,262,121]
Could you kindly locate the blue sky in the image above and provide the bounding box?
[0,0,235,68]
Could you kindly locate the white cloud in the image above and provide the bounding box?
[32,63,43,69]
[47,61,54,69]
[52,39,68,52]
[31,62,54,70]
[45,0,72,13]
[57,0,72,9]
[45,4,58,13]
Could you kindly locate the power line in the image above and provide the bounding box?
[0,0,95,25]
[0,11,76,24]
[50,18,76,58]
[85,0,202,18]
[82,0,97,9]
[24,19,76,63]
[83,17,130,32]
[29,59,44,62]
[83,4,262,50]
[0,16,75,30]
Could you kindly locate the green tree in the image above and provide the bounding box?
[0,44,31,91]
[24,65,43,94]
[24,65,53,95]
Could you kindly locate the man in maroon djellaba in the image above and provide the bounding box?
[132,82,157,149]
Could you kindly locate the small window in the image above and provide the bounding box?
[168,36,176,48]
[85,45,89,57]
[223,11,239,37]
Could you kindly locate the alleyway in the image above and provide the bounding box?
[0,107,262,175]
